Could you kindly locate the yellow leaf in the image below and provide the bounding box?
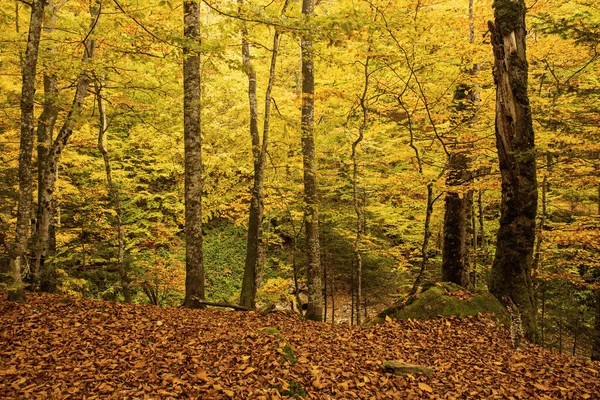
[533,383,550,391]
[385,315,392,323]
[244,367,256,375]
[418,382,433,393]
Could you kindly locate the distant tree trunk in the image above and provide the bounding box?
[182,0,205,308]
[35,2,99,293]
[95,81,130,303]
[300,0,322,321]
[408,183,435,297]
[352,55,370,325]
[442,152,472,288]
[239,0,289,309]
[592,288,600,361]
[488,0,539,341]
[7,0,45,302]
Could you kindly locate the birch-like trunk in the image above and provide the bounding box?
[35,1,99,292]
[488,0,539,341]
[239,0,289,309]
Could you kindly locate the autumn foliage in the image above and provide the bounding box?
[1,293,598,399]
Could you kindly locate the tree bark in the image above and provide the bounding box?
[592,288,600,361]
[352,55,370,325]
[182,0,205,308]
[442,152,472,288]
[35,2,99,293]
[239,0,289,309]
[300,0,322,321]
[8,0,46,302]
[408,183,435,297]
[32,0,59,288]
[488,0,539,341]
[95,80,131,303]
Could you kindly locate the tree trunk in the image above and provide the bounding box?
[442,152,472,288]
[352,55,370,325]
[182,0,205,308]
[239,0,289,309]
[592,288,600,361]
[95,81,130,303]
[35,2,99,293]
[32,0,59,288]
[300,0,322,321]
[8,0,46,302]
[408,183,435,297]
[488,0,539,342]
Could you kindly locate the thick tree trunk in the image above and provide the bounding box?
[182,0,205,308]
[300,0,322,321]
[442,152,472,288]
[8,0,46,302]
[95,81,130,303]
[488,0,539,342]
[35,3,98,292]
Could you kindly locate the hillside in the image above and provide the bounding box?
[1,293,598,399]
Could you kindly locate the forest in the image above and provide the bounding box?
[0,0,599,396]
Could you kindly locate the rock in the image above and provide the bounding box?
[382,360,433,376]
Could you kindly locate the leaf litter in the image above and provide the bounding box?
[0,293,598,399]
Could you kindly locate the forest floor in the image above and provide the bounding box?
[0,293,598,399]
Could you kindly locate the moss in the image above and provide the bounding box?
[282,344,297,366]
[374,283,510,325]
[493,0,525,36]
[259,327,284,340]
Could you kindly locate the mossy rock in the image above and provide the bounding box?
[372,282,509,325]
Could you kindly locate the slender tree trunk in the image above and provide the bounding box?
[95,81,130,302]
[488,0,539,341]
[182,0,205,308]
[478,189,487,256]
[35,2,99,293]
[408,183,435,297]
[592,288,600,361]
[300,0,322,321]
[8,0,46,301]
[32,0,59,288]
[352,55,370,325]
[239,0,289,308]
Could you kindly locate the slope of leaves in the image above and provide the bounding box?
[0,293,598,399]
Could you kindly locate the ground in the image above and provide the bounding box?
[0,293,598,399]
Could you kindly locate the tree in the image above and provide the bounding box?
[593,288,600,361]
[300,0,322,321]
[34,1,100,292]
[6,0,46,301]
[488,0,539,341]
[239,0,289,309]
[182,0,205,308]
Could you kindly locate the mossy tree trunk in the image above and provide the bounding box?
[488,0,539,341]
[301,0,323,321]
[8,0,46,302]
[182,0,205,308]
